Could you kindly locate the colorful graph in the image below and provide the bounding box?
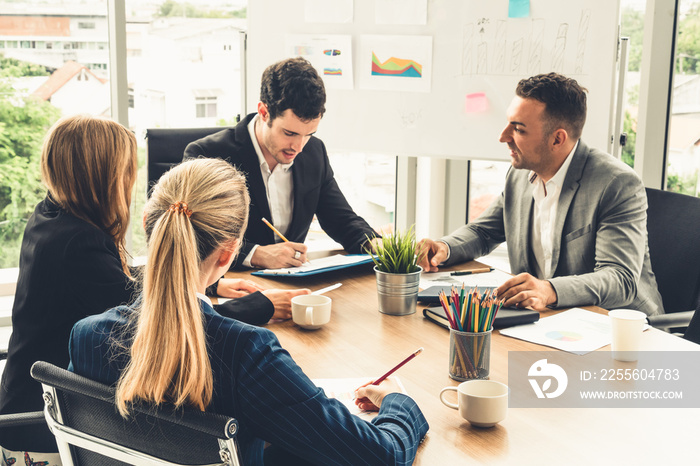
[545,330,583,342]
[323,49,342,56]
[371,52,422,78]
[324,68,342,76]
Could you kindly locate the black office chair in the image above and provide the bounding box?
[146,127,223,195]
[30,361,242,466]
[684,303,700,345]
[644,188,700,340]
[0,346,51,445]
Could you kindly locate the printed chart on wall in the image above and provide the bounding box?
[375,0,427,25]
[286,34,354,90]
[359,35,432,93]
[304,0,353,24]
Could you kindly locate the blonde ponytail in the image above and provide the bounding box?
[116,158,249,416]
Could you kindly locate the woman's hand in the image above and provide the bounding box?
[216,278,265,298]
[354,377,404,411]
[262,288,311,320]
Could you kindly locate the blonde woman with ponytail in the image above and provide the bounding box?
[69,158,428,466]
[0,117,302,466]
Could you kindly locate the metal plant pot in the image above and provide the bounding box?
[374,265,423,316]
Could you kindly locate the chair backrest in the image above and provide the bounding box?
[684,303,700,344]
[30,361,241,466]
[645,187,700,314]
[146,127,223,196]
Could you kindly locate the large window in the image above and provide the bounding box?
[620,0,646,169]
[667,0,700,195]
[0,0,109,269]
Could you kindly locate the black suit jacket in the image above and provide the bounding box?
[0,197,272,452]
[184,113,377,269]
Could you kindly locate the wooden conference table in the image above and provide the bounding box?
[223,261,699,465]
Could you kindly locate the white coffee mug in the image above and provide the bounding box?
[609,309,647,362]
[291,294,331,329]
[439,380,508,428]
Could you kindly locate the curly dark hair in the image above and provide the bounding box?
[260,57,326,122]
[516,72,587,140]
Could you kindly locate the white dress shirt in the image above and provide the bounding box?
[243,115,295,267]
[530,141,578,279]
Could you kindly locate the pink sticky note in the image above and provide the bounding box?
[465,92,489,113]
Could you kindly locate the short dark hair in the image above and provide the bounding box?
[516,72,587,140]
[260,57,326,122]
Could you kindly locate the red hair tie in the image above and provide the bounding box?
[168,201,192,217]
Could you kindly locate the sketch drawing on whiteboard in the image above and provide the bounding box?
[575,10,591,73]
[552,23,569,72]
[458,10,591,78]
[511,37,524,73]
[398,108,423,129]
[527,19,545,74]
[476,18,489,75]
[494,20,507,73]
[462,23,474,76]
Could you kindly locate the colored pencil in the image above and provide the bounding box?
[372,347,424,385]
[261,217,290,243]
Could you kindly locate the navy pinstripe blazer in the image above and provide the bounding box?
[68,301,429,465]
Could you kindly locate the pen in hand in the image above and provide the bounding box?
[372,347,424,385]
[261,217,290,243]
[261,217,308,263]
[354,348,424,409]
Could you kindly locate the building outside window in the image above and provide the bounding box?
[195,95,218,118]
[666,0,700,196]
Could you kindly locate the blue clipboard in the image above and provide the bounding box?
[251,254,374,277]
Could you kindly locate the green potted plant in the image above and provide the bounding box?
[368,226,423,316]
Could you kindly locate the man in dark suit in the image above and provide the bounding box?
[185,57,378,270]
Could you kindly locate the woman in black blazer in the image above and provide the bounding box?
[0,115,304,462]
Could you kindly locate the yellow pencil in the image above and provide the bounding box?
[261,217,290,242]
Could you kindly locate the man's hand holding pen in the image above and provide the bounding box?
[251,242,307,268]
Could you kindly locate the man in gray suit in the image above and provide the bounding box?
[418,73,663,316]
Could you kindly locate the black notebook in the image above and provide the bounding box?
[423,306,539,330]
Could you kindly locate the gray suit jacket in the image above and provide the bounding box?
[442,141,664,316]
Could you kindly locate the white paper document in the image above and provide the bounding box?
[313,377,407,419]
[257,254,372,275]
[304,0,353,23]
[375,0,427,25]
[420,268,513,290]
[500,308,617,355]
[285,34,354,90]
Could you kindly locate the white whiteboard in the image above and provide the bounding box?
[247,0,620,161]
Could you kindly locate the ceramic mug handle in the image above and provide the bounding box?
[305,306,315,326]
[439,386,459,409]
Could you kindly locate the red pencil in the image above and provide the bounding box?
[372,347,424,385]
